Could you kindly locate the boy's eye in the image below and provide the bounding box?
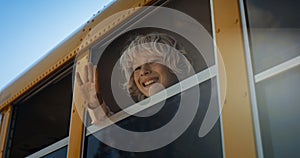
[134,66,141,71]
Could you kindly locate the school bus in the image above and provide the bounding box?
[0,0,299,157]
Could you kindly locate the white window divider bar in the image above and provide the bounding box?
[255,55,300,83]
[26,137,69,158]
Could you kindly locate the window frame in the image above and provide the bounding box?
[213,0,258,157]
[240,0,300,158]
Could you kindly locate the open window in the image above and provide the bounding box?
[79,0,224,157]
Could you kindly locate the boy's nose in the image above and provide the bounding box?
[140,64,151,76]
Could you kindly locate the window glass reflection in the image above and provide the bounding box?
[245,0,300,74]
[256,66,300,158]
[245,1,300,157]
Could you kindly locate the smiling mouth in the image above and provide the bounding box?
[142,78,159,87]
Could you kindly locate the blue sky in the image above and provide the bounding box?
[0,0,111,91]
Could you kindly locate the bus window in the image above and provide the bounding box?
[79,0,224,157]
[244,0,300,157]
[244,0,300,74]
[5,69,73,157]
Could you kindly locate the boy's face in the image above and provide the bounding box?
[132,55,177,97]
